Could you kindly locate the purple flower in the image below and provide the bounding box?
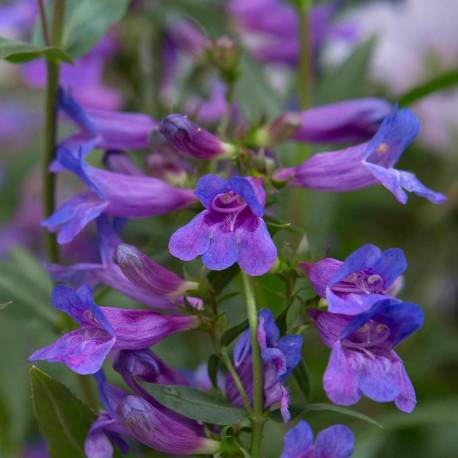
[58,88,156,150]
[281,420,354,458]
[274,109,447,204]
[168,20,209,58]
[186,79,236,125]
[0,0,36,39]
[42,138,197,244]
[226,309,303,421]
[227,0,355,66]
[102,150,144,176]
[310,299,424,412]
[264,98,392,145]
[87,371,220,456]
[169,174,277,276]
[115,243,198,296]
[159,20,209,102]
[155,114,236,160]
[118,395,220,455]
[300,244,406,315]
[47,216,186,309]
[114,349,189,388]
[29,284,198,375]
[22,36,121,110]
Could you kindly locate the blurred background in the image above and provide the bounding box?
[0,0,457,457]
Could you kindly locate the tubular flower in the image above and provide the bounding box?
[58,88,155,150]
[310,299,424,412]
[47,216,188,309]
[169,174,277,276]
[300,243,406,315]
[155,114,236,160]
[264,98,392,145]
[274,109,447,204]
[86,374,219,457]
[29,285,198,375]
[115,244,198,297]
[281,420,354,458]
[42,137,197,244]
[23,36,121,110]
[226,309,303,421]
[227,0,355,66]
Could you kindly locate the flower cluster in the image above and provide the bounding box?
[17,4,448,458]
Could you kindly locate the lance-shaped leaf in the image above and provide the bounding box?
[144,384,247,425]
[31,366,96,458]
[270,402,382,428]
[62,0,130,58]
[0,37,72,63]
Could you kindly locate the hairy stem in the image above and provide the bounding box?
[241,272,265,458]
[41,0,65,263]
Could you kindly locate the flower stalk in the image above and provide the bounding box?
[241,272,265,457]
[41,0,66,263]
[296,0,313,110]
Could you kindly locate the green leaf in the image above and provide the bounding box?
[398,68,458,106]
[270,402,382,428]
[144,384,247,425]
[207,354,220,390]
[221,319,248,347]
[208,264,240,296]
[31,366,95,458]
[293,359,311,402]
[316,37,376,104]
[62,0,130,58]
[234,52,284,121]
[0,249,58,327]
[302,403,383,428]
[0,394,12,455]
[0,37,72,63]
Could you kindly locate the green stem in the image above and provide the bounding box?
[41,0,66,264]
[42,61,60,263]
[297,0,312,110]
[220,349,253,416]
[241,272,265,458]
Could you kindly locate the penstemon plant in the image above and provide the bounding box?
[0,0,452,457]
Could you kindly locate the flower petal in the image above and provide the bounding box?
[330,243,381,286]
[195,174,229,208]
[281,420,314,458]
[313,424,355,458]
[29,327,115,375]
[372,248,407,288]
[300,258,343,297]
[201,227,238,271]
[42,192,108,244]
[169,211,211,261]
[358,353,400,402]
[236,218,277,276]
[392,351,417,413]
[364,162,447,204]
[229,176,263,216]
[323,343,361,406]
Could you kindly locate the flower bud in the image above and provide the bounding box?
[155,114,236,160]
[114,349,188,386]
[209,36,240,83]
[117,395,220,456]
[115,244,198,297]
